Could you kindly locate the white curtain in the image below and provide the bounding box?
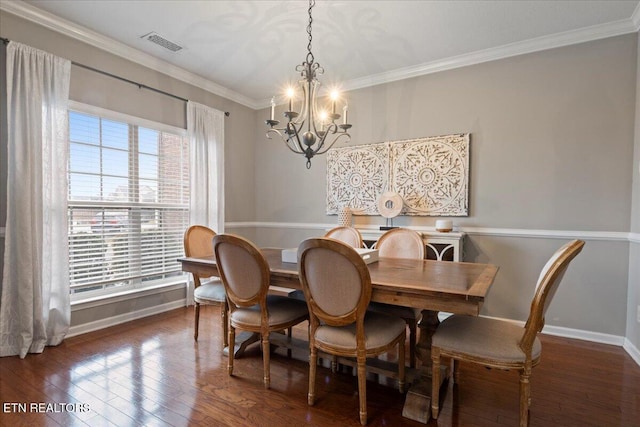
[0,42,71,358]
[186,101,225,304]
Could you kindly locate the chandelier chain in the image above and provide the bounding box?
[306,0,315,64]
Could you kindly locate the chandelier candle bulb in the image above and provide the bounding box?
[270,97,275,121]
[343,104,348,125]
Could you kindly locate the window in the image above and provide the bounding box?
[67,104,189,299]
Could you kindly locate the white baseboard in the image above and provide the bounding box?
[623,338,640,366]
[67,299,186,338]
[542,324,625,346]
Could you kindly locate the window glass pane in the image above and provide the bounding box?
[139,128,158,155]
[102,148,129,178]
[69,173,100,201]
[139,153,158,180]
[70,143,100,173]
[140,179,158,203]
[69,112,100,145]
[103,176,129,201]
[102,119,129,150]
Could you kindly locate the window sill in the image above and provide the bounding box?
[71,280,187,311]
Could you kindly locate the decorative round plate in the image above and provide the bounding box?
[377,191,403,218]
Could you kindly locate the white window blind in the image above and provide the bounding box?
[67,106,189,298]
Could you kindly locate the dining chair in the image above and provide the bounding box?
[368,227,425,367]
[183,225,227,345]
[298,238,406,425]
[430,239,585,427]
[324,226,364,248]
[288,226,364,305]
[212,233,309,389]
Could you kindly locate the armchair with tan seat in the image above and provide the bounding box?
[430,239,585,427]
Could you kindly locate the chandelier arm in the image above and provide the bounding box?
[266,128,308,155]
[314,132,351,156]
[287,121,306,153]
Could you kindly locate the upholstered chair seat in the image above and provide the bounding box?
[433,315,542,363]
[193,280,226,302]
[230,295,309,327]
[315,312,406,351]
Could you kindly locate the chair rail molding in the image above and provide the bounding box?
[226,221,634,242]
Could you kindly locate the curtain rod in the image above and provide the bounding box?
[1,37,230,117]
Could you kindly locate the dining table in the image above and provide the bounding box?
[178,247,499,424]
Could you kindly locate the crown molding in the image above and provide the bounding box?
[341,18,639,96]
[0,0,261,109]
[632,1,640,31]
[3,1,638,111]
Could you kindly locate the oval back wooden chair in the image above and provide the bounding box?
[298,237,406,425]
[324,226,364,248]
[213,234,308,389]
[368,227,425,367]
[431,239,585,427]
[183,225,227,345]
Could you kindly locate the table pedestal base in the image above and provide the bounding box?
[222,331,260,358]
[402,365,447,423]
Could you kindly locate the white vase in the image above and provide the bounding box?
[338,207,352,227]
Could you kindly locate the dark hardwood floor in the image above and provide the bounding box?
[1,306,639,426]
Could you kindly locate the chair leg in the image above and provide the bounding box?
[221,301,229,348]
[228,325,235,376]
[407,319,417,368]
[287,326,293,358]
[308,346,317,406]
[398,336,406,393]
[357,354,367,425]
[431,347,441,419]
[452,359,460,384]
[519,367,531,427]
[194,302,200,341]
[262,334,271,389]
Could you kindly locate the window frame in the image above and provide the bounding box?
[67,101,189,303]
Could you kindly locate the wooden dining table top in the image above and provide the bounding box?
[178,248,499,316]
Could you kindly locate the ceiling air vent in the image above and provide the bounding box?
[141,32,183,52]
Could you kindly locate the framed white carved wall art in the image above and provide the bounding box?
[326,142,389,215]
[326,133,470,216]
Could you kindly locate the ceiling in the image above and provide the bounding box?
[6,1,640,108]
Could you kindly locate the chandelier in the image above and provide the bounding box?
[266,0,352,169]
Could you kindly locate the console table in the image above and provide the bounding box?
[357,229,465,262]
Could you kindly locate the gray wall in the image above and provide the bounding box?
[254,35,637,338]
[627,32,640,351]
[0,11,257,329]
